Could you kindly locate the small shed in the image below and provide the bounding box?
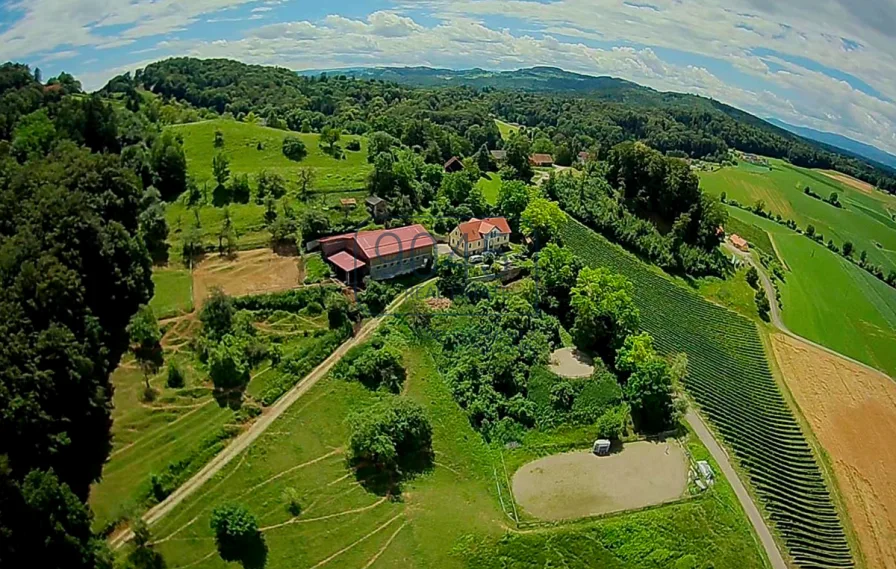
[490,149,507,162]
[593,439,611,456]
[444,156,465,173]
[365,196,388,221]
[339,198,357,210]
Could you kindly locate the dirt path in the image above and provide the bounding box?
[685,411,788,569]
[110,281,433,550]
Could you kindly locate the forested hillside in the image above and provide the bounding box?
[0,61,196,568]
[346,66,896,193]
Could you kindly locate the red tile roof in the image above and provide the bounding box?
[729,234,749,250]
[456,217,511,242]
[320,224,435,260]
[328,251,366,272]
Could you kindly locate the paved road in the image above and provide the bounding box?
[686,411,788,569]
[110,282,432,549]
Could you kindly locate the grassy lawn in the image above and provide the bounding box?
[89,357,234,533]
[495,119,520,140]
[477,172,502,205]
[728,206,896,377]
[166,201,268,258]
[92,293,347,533]
[699,158,896,273]
[169,119,372,192]
[137,329,767,569]
[696,266,760,320]
[149,268,193,318]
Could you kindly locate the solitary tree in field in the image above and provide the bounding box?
[297,167,315,202]
[212,152,230,188]
[214,128,224,148]
[842,241,854,257]
[320,126,341,152]
[282,136,307,161]
[127,305,163,398]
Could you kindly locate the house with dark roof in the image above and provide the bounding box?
[319,224,436,281]
[449,217,512,257]
[529,153,554,167]
[444,156,465,173]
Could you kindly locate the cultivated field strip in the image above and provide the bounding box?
[562,219,854,569]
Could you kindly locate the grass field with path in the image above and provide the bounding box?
[727,207,896,377]
[561,218,854,568]
[140,330,769,569]
[169,119,371,192]
[699,158,896,273]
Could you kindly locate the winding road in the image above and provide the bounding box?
[110,281,431,550]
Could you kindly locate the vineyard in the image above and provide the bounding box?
[561,219,854,569]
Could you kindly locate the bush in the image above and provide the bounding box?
[349,398,432,477]
[166,362,185,388]
[210,504,266,566]
[282,488,302,516]
[200,288,235,340]
[208,335,249,389]
[333,342,406,392]
[745,266,759,289]
[281,136,307,161]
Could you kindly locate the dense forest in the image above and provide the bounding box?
[0,62,191,568]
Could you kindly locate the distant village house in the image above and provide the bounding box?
[529,153,554,167]
[729,234,749,252]
[320,224,436,282]
[449,217,511,257]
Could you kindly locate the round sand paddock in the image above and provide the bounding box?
[548,347,594,378]
[512,441,687,521]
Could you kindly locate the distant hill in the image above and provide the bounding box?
[317,66,642,95]
[766,118,896,172]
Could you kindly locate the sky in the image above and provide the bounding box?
[3,0,896,155]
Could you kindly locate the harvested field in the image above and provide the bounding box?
[192,249,302,308]
[548,347,594,378]
[772,333,896,569]
[820,170,877,194]
[512,441,687,521]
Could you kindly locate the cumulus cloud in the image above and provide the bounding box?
[5,0,896,154]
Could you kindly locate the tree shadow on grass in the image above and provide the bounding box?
[351,449,435,497]
[219,533,268,569]
[212,385,246,411]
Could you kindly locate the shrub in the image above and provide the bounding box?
[200,288,235,340]
[166,362,185,388]
[282,488,302,516]
[282,136,307,161]
[208,335,249,389]
[333,342,406,392]
[210,504,266,565]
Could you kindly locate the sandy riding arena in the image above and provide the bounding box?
[192,249,303,308]
[512,441,687,521]
[548,348,595,378]
[772,334,896,569]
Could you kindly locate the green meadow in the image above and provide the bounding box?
[168,119,372,192]
[495,119,520,140]
[728,207,896,376]
[136,329,767,569]
[149,268,193,318]
[699,158,896,273]
[477,172,503,205]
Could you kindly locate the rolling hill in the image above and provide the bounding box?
[766,117,896,172]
